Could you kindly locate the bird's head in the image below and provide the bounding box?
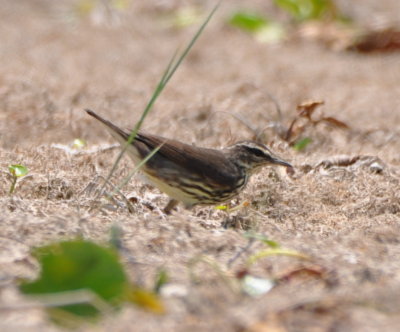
[226,141,292,173]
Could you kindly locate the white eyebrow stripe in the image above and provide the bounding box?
[235,142,273,154]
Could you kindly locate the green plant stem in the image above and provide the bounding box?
[9,176,17,194]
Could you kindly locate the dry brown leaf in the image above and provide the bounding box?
[276,265,338,287]
[320,116,349,129]
[284,100,349,143]
[350,28,400,53]
[296,100,325,119]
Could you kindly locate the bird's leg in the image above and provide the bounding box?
[163,199,179,215]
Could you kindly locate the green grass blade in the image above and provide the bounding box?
[106,144,163,199]
[99,3,220,199]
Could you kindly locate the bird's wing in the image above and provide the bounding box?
[135,133,241,187]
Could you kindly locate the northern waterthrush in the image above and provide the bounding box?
[86,109,292,213]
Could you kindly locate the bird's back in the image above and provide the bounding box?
[134,133,245,190]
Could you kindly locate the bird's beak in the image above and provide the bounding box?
[270,155,293,169]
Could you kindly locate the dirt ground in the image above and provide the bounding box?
[1,1,400,331]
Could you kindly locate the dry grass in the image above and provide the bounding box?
[1,1,400,331]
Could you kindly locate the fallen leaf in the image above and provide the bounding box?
[351,28,400,53]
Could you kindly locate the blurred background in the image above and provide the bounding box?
[0,0,399,157]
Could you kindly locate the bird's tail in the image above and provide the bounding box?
[85,109,132,143]
[85,109,146,165]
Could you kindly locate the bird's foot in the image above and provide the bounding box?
[163,199,179,215]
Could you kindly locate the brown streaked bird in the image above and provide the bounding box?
[86,109,292,213]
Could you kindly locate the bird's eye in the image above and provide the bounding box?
[253,149,265,157]
[247,147,265,158]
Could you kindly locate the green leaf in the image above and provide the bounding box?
[19,240,129,318]
[229,12,270,32]
[293,137,312,151]
[274,0,338,21]
[228,11,285,43]
[8,164,28,178]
